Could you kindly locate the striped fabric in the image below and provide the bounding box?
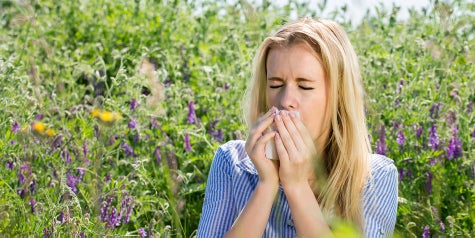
[197,140,398,238]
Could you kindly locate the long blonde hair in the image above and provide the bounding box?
[243,17,371,229]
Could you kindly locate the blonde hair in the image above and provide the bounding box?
[243,17,371,229]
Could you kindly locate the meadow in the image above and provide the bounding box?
[0,0,474,237]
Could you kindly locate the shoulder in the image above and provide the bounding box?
[212,140,257,175]
[368,154,397,178]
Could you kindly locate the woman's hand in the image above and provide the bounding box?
[245,107,280,186]
[274,110,319,190]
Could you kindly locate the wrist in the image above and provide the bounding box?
[257,180,280,194]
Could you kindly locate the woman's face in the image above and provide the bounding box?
[266,42,331,151]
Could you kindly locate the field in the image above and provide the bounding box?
[0,0,474,237]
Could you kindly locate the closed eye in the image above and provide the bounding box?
[269,85,283,89]
[299,86,314,90]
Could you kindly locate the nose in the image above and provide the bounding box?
[278,85,298,110]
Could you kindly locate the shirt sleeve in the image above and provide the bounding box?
[363,160,398,238]
[197,146,236,238]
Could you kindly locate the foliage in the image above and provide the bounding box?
[0,0,473,237]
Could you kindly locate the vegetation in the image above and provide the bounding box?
[0,0,473,237]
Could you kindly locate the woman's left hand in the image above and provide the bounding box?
[273,111,319,190]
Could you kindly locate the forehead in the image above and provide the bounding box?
[266,42,324,77]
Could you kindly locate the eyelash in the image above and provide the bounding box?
[269,85,314,90]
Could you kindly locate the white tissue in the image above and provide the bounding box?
[265,109,300,160]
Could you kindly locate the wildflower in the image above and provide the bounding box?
[398,168,404,180]
[108,134,119,146]
[17,189,25,198]
[67,173,78,194]
[224,82,230,90]
[128,117,138,130]
[99,110,121,123]
[124,199,134,223]
[397,79,404,93]
[394,99,400,107]
[154,146,162,165]
[31,121,46,134]
[415,125,423,139]
[150,117,159,129]
[46,128,55,137]
[35,114,42,120]
[439,221,445,231]
[61,149,71,164]
[187,101,196,124]
[428,124,439,150]
[101,195,113,222]
[139,228,147,238]
[6,161,13,170]
[30,180,36,193]
[422,225,430,238]
[108,207,117,228]
[29,198,37,214]
[18,172,25,184]
[130,98,139,111]
[472,125,475,140]
[446,127,462,160]
[51,135,63,153]
[426,171,433,194]
[12,121,19,133]
[59,212,65,223]
[121,142,135,157]
[428,158,436,166]
[90,108,101,118]
[375,125,387,155]
[467,102,473,114]
[185,133,192,151]
[429,103,441,119]
[396,130,405,148]
[133,134,140,144]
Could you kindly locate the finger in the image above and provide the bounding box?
[247,111,276,147]
[274,132,289,165]
[281,111,306,152]
[274,111,297,156]
[289,112,315,147]
[252,130,276,157]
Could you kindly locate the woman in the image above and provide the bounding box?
[197,17,398,237]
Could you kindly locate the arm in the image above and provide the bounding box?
[225,181,279,238]
[363,158,398,238]
[284,181,332,237]
[197,147,236,238]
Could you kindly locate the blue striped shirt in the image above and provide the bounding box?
[197,140,398,237]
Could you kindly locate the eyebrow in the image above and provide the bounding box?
[267,77,315,82]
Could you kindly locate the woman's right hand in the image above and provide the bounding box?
[245,107,279,186]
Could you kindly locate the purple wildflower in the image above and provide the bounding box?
[211,129,223,142]
[429,103,441,119]
[150,117,159,129]
[18,172,25,184]
[67,174,78,194]
[6,161,13,170]
[423,225,430,238]
[30,180,36,193]
[61,149,71,164]
[108,134,119,146]
[224,82,230,90]
[139,228,147,238]
[375,125,387,155]
[429,158,437,166]
[428,124,439,150]
[17,189,25,198]
[10,140,17,145]
[439,220,445,231]
[130,98,139,111]
[187,101,196,124]
[51,135,63,153]
[80,232,85,238]
[121,142,135,157]
[35,114,42,120]
[124,199,134,223]
[396,130,405,148]
[185,133,192,151]
[446,127,462,160]
[133,134,140,144]
[12,121,19,133]
[101,196,113,222]
[445,111,457,127]
[59,212,65,223]
[398,168,404,180]
[108,207,117,228]
[472,125,475,140]
[78,168,85,181]
[467,102,473,114]
[29,198,37,214]
[154,146,162,165]
[128,117,138,130]
[397,79,404,93]
[426,171,433,194]
[415,125,423,139]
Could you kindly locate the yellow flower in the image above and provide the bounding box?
[31,122,45,133]
[46,128,55,137]
[99,110,121,123]
[91,108,101,118]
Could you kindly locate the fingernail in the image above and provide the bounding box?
[276,114,281,121]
